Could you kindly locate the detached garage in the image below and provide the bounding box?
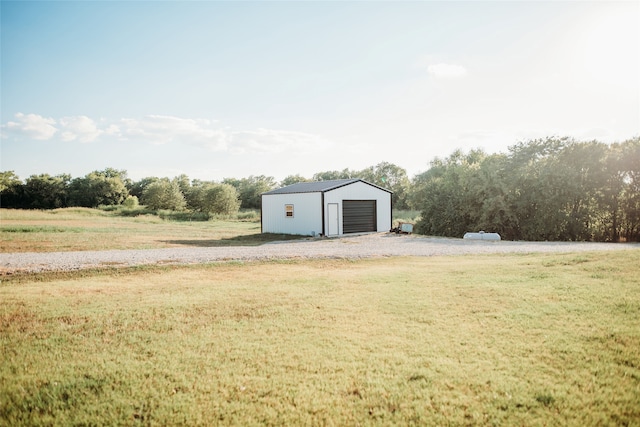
[261,179,392,237]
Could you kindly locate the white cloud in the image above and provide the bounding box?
[1,112,331,155]
[118,115,229,150]
[114,115,330,154]
[427,63,468,78]
[59,115,102,143]
[103,124,121,136]
[230,128,328,154]
[2,113,58,140]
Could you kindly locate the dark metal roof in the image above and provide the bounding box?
[262,178,392,195]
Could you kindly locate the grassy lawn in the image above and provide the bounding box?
[0,208,304,252]
[0,207,418,253]
[1,251,639,425]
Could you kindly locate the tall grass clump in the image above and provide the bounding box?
[235,209,260,221]
[392,209,421,228]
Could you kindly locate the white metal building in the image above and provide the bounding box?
[261,179,392,237]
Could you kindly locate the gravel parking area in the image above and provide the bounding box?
[1,233,638,275]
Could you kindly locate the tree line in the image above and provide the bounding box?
[1,137,638,241]
[0,163,413,215]
[412,137,639,242]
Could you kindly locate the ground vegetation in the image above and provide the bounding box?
[1,252,638,425]
[2,137,638,241]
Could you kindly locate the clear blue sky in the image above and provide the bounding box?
[1,0,638,182]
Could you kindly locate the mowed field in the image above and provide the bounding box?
[1,209,639,425]
[0,208,302,253]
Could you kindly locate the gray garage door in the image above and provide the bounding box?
[343,200,376,234]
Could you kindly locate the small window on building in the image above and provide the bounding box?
[285,204,294,218]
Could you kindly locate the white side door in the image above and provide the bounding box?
[327,203,339,236]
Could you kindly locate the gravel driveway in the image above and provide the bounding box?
[1,233,638,274]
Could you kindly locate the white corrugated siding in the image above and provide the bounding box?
[324,181,391,235]
[261,192,322,236]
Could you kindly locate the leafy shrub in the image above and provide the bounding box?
[141,180,186,211]
[236,210,260,221]
[122,195,139,208]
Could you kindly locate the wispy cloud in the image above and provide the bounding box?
[116,115,229,151]
[2,113,329,155]
[2,113,58,140]
[427,63,468,78]
[59,115,102,143]
[230,128,326,154]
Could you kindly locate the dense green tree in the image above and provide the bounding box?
[312,169,357,181]
[413,150,483,237]
[223,175,276,209]
[279,175,310,187]
[174,174,192,197]
[128,177,161,199]
[141,179,186,211]
[68,169,129,207]
[0,171,22,193]
[618,138,640,241]
[184,180,205,211]
[411,138,638,242]
[23,174,70,209]
[185,181,239,215]
[503,137,610,241]
[595,138,640,242]
[0,171,25,207]
[186,181,215,212]
[555,141,608,240]
[506,137,574,240]
[359,162,411,209]
[202,183,241,216]
[466,153,519,239]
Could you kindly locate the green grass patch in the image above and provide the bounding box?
[98,205,261,222]
[0,225,83,233]
[0,208,277,252]
[1,251,639,425]
[51,207,110,217]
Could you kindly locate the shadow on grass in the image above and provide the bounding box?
[160,233,309,247]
